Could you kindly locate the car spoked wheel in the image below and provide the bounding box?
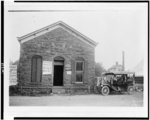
[127,86,134,94]
[101,86,110,96]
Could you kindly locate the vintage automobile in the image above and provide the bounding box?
[95,71,135,95]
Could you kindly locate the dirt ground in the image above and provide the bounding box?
[9,92,143,106]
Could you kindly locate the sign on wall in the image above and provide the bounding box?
[9,65,17,85]
[42,61,52,74]
[66,71,72,75]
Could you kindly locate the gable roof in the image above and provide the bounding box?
[17,21,98,47]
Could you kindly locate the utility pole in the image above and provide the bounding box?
[122,51,125,71]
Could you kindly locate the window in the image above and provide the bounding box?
[75,60,84,82]
[76,62,83,71]
[31,55,42,82]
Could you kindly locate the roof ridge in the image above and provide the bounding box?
[18,21,98,46]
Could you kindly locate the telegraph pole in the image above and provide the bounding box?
[122,51,125,71]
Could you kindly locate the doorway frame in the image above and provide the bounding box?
[52,56,65,86]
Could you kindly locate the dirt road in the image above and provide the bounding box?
[10,92,143,106]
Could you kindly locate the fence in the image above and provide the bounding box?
[135,76,144,84]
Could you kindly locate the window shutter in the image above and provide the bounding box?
[83,60,88,84]
[71,59,76,84]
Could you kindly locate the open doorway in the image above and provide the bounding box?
[53,56,64,86]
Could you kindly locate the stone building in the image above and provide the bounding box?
[17,21,97,94]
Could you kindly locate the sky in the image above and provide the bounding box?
[5,2,147,70]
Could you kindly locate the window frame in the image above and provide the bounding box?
[75,60,84,83]
[31,55,42,83]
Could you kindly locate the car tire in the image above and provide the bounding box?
[127,86,134,94]
[101,86,110,96]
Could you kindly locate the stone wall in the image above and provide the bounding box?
[18,27,95,94]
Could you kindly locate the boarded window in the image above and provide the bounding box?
[31,55,42,82]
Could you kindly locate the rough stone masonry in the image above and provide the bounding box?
[17,21,97,95]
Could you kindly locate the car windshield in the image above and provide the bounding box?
[128,74,134,77]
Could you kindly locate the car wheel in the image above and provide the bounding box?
[101,86,110,96]
[127,86,134,94]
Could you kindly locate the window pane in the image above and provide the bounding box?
[76,73,83,82]
[76,62,83,71]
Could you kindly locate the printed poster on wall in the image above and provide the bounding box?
[9,65,17,85]
[66,71,72,75]
[42,61,52,74]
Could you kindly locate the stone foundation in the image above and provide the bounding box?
[19,85,91,95]
[19,86,52,96]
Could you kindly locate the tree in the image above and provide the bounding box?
[13,60,19,65]
[95,62,106,77]
[9,60,19,65]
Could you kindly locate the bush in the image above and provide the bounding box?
[95,62,106,77]
[9,85,20,96]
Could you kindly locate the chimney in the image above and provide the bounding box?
[122,51,125,71]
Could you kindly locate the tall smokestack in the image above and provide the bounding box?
[122,51,125,71]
